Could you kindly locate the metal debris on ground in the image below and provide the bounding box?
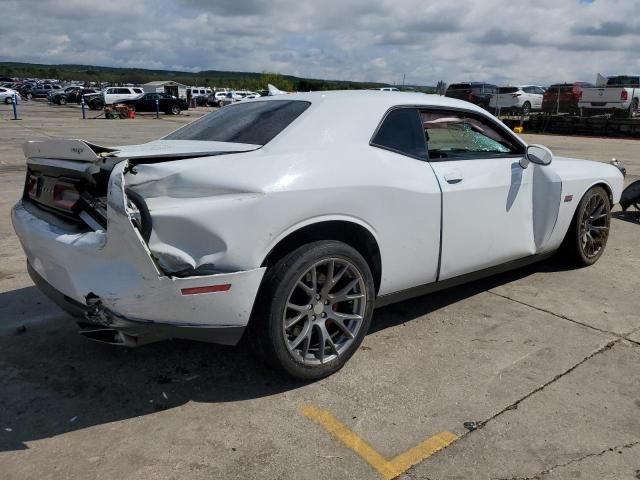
[463,421,480,431]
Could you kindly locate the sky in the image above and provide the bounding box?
[0,0,638,86]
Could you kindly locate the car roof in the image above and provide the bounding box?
[254,90,485,111]
[246,90,496,151]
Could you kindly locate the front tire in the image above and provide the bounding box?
[522,101,531,115]
[249,241,375,380]
[170,104,181,115]
[561,186,611,266]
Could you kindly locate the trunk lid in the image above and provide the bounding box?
[22,139,261,229]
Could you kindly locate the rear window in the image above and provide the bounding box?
[447,84,470,91]
[165,100,310,146]
[498,87,519,94]
[606,76,639,88]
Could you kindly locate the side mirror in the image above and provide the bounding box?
[524,144,553,167]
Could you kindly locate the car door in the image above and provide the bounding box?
[139,93,155,111]
[369,108,443,293]
[524,87,543,109]
[422,108,538,280]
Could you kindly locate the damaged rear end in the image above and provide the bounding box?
[12,138,266,347]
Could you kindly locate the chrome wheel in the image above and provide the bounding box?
[579,190,610,259]
[283,258,366,365]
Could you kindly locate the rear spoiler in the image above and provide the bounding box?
[23,138,262,167]
[23,139,118,162]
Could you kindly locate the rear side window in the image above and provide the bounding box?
[165,100,310,146]
[498,87,519,94]
[371,108,426,159]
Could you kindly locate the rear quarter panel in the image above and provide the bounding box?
[126,143,443,296]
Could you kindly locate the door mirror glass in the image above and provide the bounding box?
[527,144,553,166]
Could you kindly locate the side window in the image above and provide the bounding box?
[106,88,115,94]
[371,108,426,159]
[421,110,524,160]
[133,88,143,94]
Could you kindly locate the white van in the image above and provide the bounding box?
[103,87,144,105]
[188,87,213,98]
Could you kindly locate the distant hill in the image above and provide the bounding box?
[0,61,436,93]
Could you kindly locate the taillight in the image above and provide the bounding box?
[52,182,80,210]
[26,174,38,198]
[620,90,628,101]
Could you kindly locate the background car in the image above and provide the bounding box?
[542,82,594,114]
[207,91,228,106]
[116,92,182,115]
[103,87,145,105]
[490,85,546,114]
[82,92,106,110]
[0,87,21,104]
[445,82,497,109]
[27,83,63,99]
[218,90,260,107]
[49,86,81,104]
[579,75,640,117]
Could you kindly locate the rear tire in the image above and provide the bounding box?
[561,186,611,266]
[248,241,375,380]
[59,97,67,105]
[4,98,10,104]
[522,101,531,115]
[170,104,181,115]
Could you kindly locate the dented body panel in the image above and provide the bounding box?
[12,161,265,331]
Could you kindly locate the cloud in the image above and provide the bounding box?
[0,0,638,86]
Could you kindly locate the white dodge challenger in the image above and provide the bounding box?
[12,91,624,379]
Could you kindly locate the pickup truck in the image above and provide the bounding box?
[578,75,639,116]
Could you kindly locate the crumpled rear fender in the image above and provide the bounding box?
[12,161,265,328]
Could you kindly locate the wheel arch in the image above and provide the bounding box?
[260,218,382,295]
[584,181,614,205]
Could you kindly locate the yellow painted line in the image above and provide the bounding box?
[300,405,458,480]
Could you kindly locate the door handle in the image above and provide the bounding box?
[444,171,463,184]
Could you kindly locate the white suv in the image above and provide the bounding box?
[489,85,545,114]
[103,87,144,105]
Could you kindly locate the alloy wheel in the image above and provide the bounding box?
[579,191,610,259]
[282,258,366,365]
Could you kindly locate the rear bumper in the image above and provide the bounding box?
[12,195,265,345]
[27,262,246,346]
[578,101,629,110]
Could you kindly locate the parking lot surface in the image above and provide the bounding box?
[1,102,639,479]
